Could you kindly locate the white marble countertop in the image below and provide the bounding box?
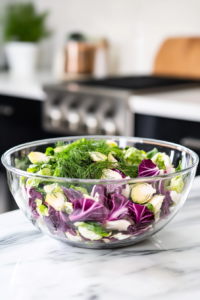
[1,177,200,300]
[129,86,200,122]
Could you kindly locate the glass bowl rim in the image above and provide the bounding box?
[1,135,199,184]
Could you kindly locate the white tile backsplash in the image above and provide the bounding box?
[1,0,200,74]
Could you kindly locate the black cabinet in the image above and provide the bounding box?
[0,94,60,212]
[0,95,57,170]
[135,113,200,175]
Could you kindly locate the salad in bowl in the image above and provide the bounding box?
[1,136,198,248]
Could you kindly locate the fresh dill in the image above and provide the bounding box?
[50,189,57,198]
[27,138,140,179]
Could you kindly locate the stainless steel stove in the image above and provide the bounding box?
[43,76,199,137]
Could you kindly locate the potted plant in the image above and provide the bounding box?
[2,3,51,75]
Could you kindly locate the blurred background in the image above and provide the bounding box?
[1,0,200,213]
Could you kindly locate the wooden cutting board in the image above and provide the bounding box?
[153,37,200,78]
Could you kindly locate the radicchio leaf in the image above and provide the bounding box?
[91,185,111,208]
[61,186,83,202]
[138,159,160,177]
[106,184,123,196]
[105,193,154,227]
[127,223,152,236]
[60,211,77,236]
[127,201,154,226]
[107,194,129,221]
[44,206,61,232]
[28,187,43,219]
[44,206,76,237]
[97,194,110,209]
[91,185,106,197]
[157,181,174,218]
[69,198,109,223]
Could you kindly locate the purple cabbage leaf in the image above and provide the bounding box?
[104,192,154,229]
[127,223,152,235]
[106,194,130,221]
[91,185,107,197]
[44,206,76,237]
[27,187,43,219]
[61,186,83,202]
[138,159,160,177]
[69,198,109,223]
[157,181,174,218]
[84,185,109,208]
[106,184,123,196]
[127,201,155,226]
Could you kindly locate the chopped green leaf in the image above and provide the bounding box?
[20,176,26,187]
[155,154,166,170]
[145,203,154,212]
[38,168,52,176]
[70,185,88,194]
[26,178,41,188]
[40,164,52,169]
[53,167,63,177]
[123,147,147,165]
[45,147,54,156]
[15,157,30,170]
[175,160,182,172]
[36,199,49,217]
[146,148,158,159]
[27,164,40,173]
[170,176,184,194]
[79,222,111,237]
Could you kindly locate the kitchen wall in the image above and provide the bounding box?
[1,0,200,74]
[0,0,13,68]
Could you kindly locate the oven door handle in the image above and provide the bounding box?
[0,105,14,116]
[180,137,200,151]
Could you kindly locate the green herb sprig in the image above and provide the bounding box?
[26,138,139,179]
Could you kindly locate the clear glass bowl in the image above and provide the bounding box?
[1,136,199,249]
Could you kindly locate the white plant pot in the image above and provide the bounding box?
[5,42,38,76]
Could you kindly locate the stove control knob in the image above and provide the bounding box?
[49,107,62,127]
[103,118,116,135]
[85,113,98,134]
[67,109,80,131]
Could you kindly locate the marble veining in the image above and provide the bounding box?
[0,177,200,300]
